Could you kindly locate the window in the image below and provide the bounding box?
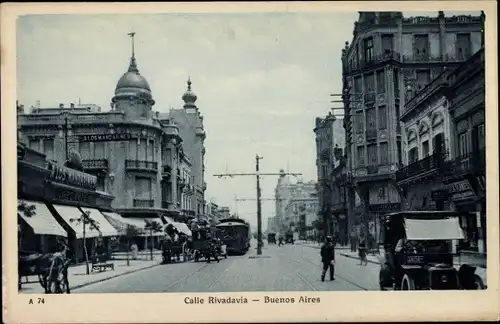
[414,34,429,60]
[128,140,137,160]
[354,77,362,96]
[96,176,105,192]
[378,106,387,129]
[394,69,400,94]
[356,114,364,133]
[378,186,386,199]
[357,146,365,166]
[94,142,105,159]
[138,139,147,161]
[382,34,394,53]
[364,73,375,93]
[29,139,40,152]
[366,108,376,130]
[364,38,374,61]
[397,140,403,166]
[164,148,172,165]
[135,176,152,199]
[80,142,91,159]
[432,133,446,156]
[458,132,469,157]
[43,138,54,160]
[477,123,485,149]
[456,33,471,60]
[377,70,385,93]
[147,140,154,161]
[380,142,389,165]
[367,144,377,165]
[408,147,418,164]
[416,70,431,91]
[422,140,430,157]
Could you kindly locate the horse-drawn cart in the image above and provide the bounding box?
[18,250,70,294]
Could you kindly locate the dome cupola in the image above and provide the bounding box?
[112,32,154,106]
[182,77,198,108]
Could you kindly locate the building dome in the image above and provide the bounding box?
[114,56,153,100]
[182,78,197,107]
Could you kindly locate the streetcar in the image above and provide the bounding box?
[216,218,251,255]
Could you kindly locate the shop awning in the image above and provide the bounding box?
[405,218,465,240]
[101,212,142,234]
[123,217,164,234]
[18,200,67,237]
[80,207,118,237]
[52,204,102,239]
[162,215,176,225]
[172,222,192,236]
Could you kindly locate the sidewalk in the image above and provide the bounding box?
[19,255,162,294]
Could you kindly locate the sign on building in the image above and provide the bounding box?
[445,180,476,201]
[78,133,132,142]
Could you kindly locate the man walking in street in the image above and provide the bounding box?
[320,236,336,282]
[350,229,357,252]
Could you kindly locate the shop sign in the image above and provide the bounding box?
[53,187,93,204]
[446,180,476,201]
[431,189,449,201]
[79,133,132,142]
[47,161,97,191]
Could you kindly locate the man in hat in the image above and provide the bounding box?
[320,236,336,282]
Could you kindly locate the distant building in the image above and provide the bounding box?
[266,216,277,233]
[206,201,220,224]
[313,113,345,236]
[341,11,484,247]
[218,206,231,220]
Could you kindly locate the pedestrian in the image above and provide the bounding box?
[358,238,367,266]
[320,236,336,282]
[350,229,357,252]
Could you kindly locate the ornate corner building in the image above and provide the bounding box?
[17,37,207,224]
[341,11,484,247]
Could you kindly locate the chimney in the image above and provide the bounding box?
[36,100,41,108]
[70,103,75,108]
[59,103,64,109]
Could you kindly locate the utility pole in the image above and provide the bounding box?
[256,155,263,255]
[213,157,302,256]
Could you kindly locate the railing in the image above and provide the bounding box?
[133,199,154,208]
[162,165,172,178]
[366,129,377,140]
[396,153,443,182]
[345,50,402,73]
[444,149,485,175]
[125,160,158,172]
[82,159,108,170]
[367,165,379,174]
[364,92,376,103]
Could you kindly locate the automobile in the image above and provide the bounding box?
[378,211,486,291]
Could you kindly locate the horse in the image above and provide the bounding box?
[18,249,71,294]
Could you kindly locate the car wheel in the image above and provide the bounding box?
[401,274,416,290]
[473,275,485,289]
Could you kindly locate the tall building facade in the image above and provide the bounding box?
[168,78,207,219]
[17,37,207,224]
[313,113,345,236]
[341,11,484,246]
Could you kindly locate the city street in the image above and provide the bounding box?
[75,241,380,293]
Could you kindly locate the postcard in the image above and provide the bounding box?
[2,1,499,323]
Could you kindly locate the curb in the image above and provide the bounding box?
[339,253,381,265]
[71,262,161,290]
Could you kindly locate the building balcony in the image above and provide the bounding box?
[162,165,172,179]
[364,92,376,103]
[344,50,402,74]
[82,159,108,171]
[366,129,377,141]
[125,160,158,173]
[202,181,207,191]
[396,153,443,183]
[367,165,379,174]
[444,149,485,176]
[133,199,154,208]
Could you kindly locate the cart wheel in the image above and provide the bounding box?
[473,275,485,289]
[401,274,415,290]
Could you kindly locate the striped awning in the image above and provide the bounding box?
[102,212,144,234]
[18,200,66,237]
[52,204,102,239]
[80,207,119,237]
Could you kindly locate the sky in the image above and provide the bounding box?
[16,11,478,230]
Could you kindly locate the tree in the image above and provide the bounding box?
[17,201,37,250]
[124,225,142,266]
[144,220,163,261]
[69,210,100,275]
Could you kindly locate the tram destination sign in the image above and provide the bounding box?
[79,133,132,142]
